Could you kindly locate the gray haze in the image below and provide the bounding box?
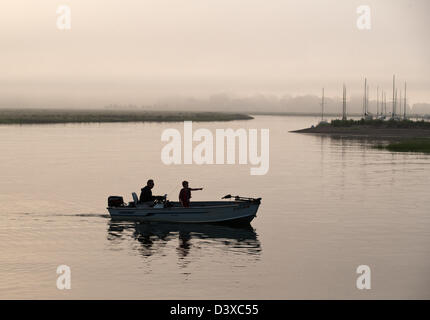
[0,0,429,109]
[138,93,428,115]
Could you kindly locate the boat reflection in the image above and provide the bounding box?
[107,221,262,260]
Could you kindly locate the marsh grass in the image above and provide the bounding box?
[0,109,253,124]
[375,139,430,154]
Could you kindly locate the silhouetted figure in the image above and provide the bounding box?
[140,179,164,204]
[179,181,203,207]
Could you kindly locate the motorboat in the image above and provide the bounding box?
[107,194,261,225]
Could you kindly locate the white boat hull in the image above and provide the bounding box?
[107,201,260,224]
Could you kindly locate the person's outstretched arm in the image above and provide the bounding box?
[190,187,203,191]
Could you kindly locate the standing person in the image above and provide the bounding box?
[179,181,203,207]
[139,179,164,204]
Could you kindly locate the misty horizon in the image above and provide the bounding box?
[3,91,430,116]
[1,0,429,110]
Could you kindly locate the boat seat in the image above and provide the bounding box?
[132,192,139,205]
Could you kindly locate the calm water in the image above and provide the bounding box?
[0,115,429,299]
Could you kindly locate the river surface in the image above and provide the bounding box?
[0,115,429,299]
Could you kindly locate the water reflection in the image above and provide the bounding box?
[107,221,262,261]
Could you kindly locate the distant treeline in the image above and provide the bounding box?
[120,93,430,116]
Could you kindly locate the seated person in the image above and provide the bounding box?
[179,181,203,207]
[139,179,164,205]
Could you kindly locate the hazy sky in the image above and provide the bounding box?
[0,0,429,108]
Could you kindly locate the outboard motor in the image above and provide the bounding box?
[108,196,124,207]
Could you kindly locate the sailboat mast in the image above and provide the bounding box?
[382,91,384,116]
[404,82,407,119]
[384,92,386,115]
[321,88,325,121]
[392,75,396,117]
[384,91,387,115]
[363,78,367,117]
[399,90,403,119]
[367,83,369,115]
[342,84,347,121]
[395,89,398,116]
[376,86,379,116]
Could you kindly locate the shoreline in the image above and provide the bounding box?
[292,119,430,153]
[291,126,430,139]
[0,109,253,125]
[292,119,430,139]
